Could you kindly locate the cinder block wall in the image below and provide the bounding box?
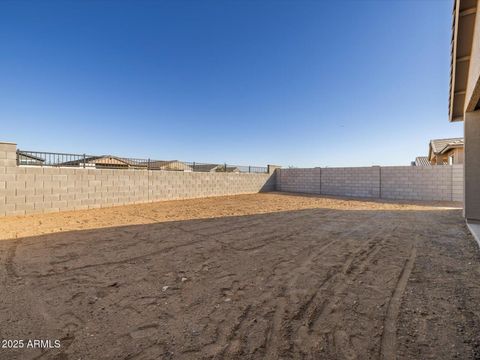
[276,168,321,194]
[452,165,463,202]
[277,165,464,202]
[0,142,276,216]
[322,167,380,198]
[381,166,451,201]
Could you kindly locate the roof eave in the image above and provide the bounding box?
[449,0,478,122]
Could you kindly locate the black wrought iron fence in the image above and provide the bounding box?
[17,150,268,173]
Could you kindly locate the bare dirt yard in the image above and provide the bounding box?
[0,192,479,360]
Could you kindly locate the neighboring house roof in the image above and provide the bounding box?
[192,164,221,172]
[61,155,144,168]
[57,156,239,172]
[146,160,192,171]
[415,156,430,166]
[438,139,464,154]
[428,137,464,160]
[192,164,240,173]
[227,166,241,173]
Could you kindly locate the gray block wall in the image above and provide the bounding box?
[452,165,463,202]
[0,142,276,216]
[322,167,380,198]
[276,168,321,194]
[0,138,465,217]
[381,166,451,201]
[277,165,463,202]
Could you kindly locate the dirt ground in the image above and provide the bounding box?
[0,192,479,360]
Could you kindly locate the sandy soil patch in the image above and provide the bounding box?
[0,193,461,241]
[0,193,478,359]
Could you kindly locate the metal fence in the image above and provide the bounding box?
[16,150,268,174]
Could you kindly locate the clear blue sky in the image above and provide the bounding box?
[0,0,463,167]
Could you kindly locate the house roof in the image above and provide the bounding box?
[147,160,174,167]
[192,164,240,172]
[449,0,478,121]
[438,139,464,154]
[146,160,192,170]
[429,138,464,159]
[430,138,464,153]
[415,156,430,166]
[61,155,143,167]
[192,164,220,172]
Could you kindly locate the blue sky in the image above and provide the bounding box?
[0,0,462,167]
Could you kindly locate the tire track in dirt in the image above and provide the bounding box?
[380,238,417,360]
[300,237,386,358]
[261,215,388,359]
[28,235,210,278]
[0,194,471,360]
[264,288,288,359]
[221,210,334,252]
[201,218,334,359]
[34,212,321,278]
[284,219,397,357]
[5,240,20,279]
[201,305,252,357]
[124,342,169,360]
[309,238,385,327]
[192,214,340,359]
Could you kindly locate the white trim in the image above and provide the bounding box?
[467,221,480,247]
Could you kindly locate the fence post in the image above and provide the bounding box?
[249,166,251,173]
[147,158,150,170]
[224,163,227,172]
[83,154,86,168]
[16,149,19,166]
[193,162,196,171]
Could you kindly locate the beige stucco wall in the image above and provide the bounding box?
[438,148,465,165]
[464,111,480,221]
[430,149,464,165]
[431,154,448,165]
[0,142,276,216]
[461,6,480,220]
[453,147,465,164]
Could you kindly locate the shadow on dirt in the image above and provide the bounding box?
[0,206,478,360]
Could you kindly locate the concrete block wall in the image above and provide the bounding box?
[277,165,464,202]
[277,167,381,198]
[276,168,321,194]
[0,142,276,216]
[452,165,464,202]
[322,167,380,198]
[381,166,452,201]
[147,171,275,201]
